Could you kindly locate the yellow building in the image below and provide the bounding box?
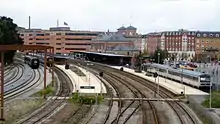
[195,32,220,61]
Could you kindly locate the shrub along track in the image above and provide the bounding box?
[92,63,199,124]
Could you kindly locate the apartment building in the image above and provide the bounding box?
[195,31,220,61]
[144,29,196,60]
[19,27,100,54]
[142,32,161,55]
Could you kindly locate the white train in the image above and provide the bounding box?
[144,63,211,88]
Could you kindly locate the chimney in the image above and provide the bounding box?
[28,16,31,29]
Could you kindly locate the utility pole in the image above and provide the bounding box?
[181,53,185,96]
[209,77,212,110]
[217,66,219,92]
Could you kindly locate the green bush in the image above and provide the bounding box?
[202,91,220,108]
[39,85,54,96]
[70,93,104,105]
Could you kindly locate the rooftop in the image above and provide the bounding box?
[117,25,137,30]
[92,33,132,42]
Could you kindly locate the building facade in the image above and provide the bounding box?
[143,32,161,55]
[195,31,220,61]
[117,25,143,52]
[19,27,100,54]
[90,33,137,56]
[145,29,196,61]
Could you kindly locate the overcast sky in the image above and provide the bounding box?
[0,0,219,34]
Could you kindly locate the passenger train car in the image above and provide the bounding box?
[144,63,211,89]
[24,55,40,69]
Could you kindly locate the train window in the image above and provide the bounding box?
[80,86,95,89]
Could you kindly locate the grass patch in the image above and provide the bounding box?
[32,82,56,97]
[70,66,86,76]
[202,91,220,108]
[5,99,45,124]
[69,92,104,105]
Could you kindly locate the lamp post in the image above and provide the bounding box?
[157,52,160,98]
[210,76,212,110]
[205,47,219,110]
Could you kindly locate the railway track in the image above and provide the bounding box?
[5,66,41,101]
[73,60,199,124]
[5,63,24,86]
[97,65,198,124]
[16,67,72,124]
[90,66,159,124]
[73,62,158,124]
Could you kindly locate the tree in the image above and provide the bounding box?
[0,16,24,65]
[152,48,168,64]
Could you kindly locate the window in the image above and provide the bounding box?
[20,34,24,36]
[56,48,61,50]
[65,48,86,50]
[36,38,49,40]
[29,43,32,44]
[65,38,91,40]
[56,43,61,45]
[56,38,61,40]
[36,34,44,36]
[36,43,49,45]
[65,43,90,45]
[29,38,33,40]
[56,33,61,35]
[45,33,50,36]
[29,34,32,36]
[65,33,98,36]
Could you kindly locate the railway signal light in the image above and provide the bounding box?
[99,72,103,77]
[153,72,158,78]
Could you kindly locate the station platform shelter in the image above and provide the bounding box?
[71,51,132,66]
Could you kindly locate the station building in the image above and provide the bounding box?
[19,27,101,54]
[19,25,143,56]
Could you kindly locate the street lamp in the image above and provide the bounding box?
[209,75,212,110]
[205,47,219,110]
[157,52,160,98]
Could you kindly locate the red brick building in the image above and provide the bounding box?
[144,29,196,60]
[142,32,161,55]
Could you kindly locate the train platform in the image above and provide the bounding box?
[110,66,209,95]
[55,65,107,94]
